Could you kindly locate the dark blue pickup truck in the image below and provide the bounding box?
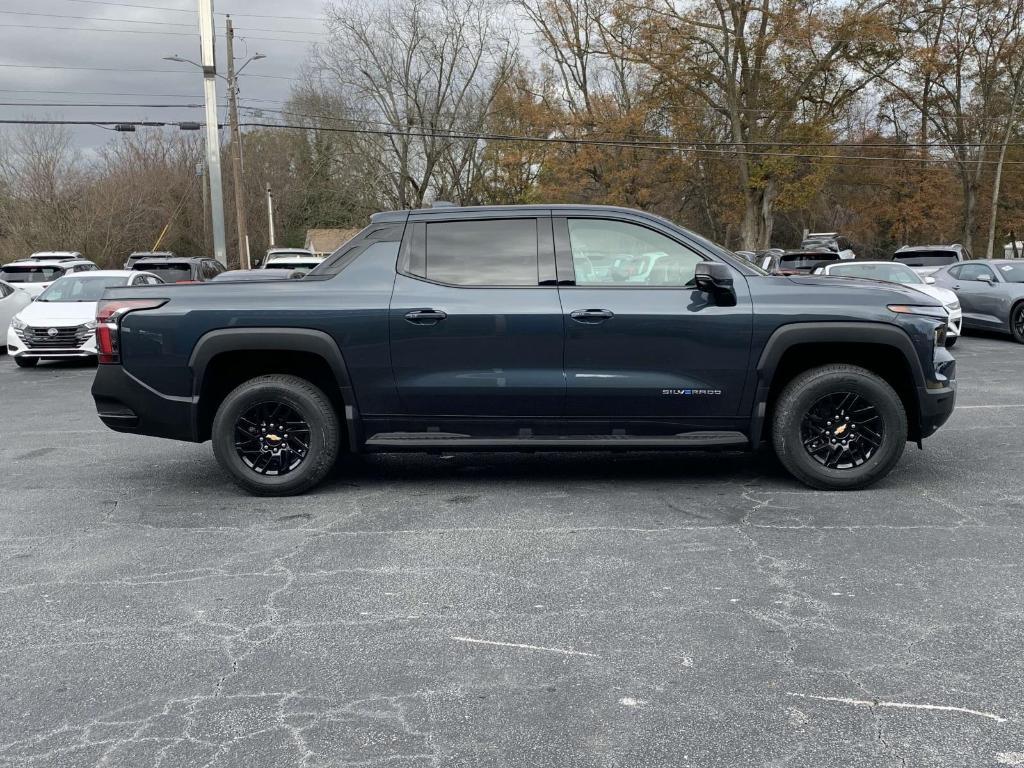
[91,205,956,495]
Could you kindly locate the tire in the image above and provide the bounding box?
[1011,302,1024,344]
[14,356,38,368]
[771,364,907,491]
[945,336,958,348]
[211,374,340,496]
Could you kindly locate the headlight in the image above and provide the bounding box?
[887,304,948,320]
[82,320,97,330]
[945,301,960,311]
[11,315,26,331]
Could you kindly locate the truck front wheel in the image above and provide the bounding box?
[771,364,907,491]
[211,374,340,496]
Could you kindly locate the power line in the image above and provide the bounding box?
[2,116,1023,166]
[61,0,327,21]
[0,21,323,42]
[0,9,324,36]
[0,63,295,80]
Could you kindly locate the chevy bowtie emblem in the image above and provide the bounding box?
[47,327,58,337]
[266,434,282,443]
[834,423,848,436]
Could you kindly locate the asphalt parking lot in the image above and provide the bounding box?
[1,336,1023,768]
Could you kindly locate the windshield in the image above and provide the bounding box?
[894,251,957,267]
[829,263,922,284]
[37,275,129,302]
[0,265,65,283]
[136,264,193,282]
[997,263,1024,283]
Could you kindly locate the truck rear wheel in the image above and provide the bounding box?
[212,374,340,496]
[771,364,907,491]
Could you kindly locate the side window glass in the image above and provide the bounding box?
[0,283,9,298]
[422,219,538,286]
[948,265,961,279]
[960,264,994,281]
[567,219,703,286]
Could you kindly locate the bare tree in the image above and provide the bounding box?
[315,0,516,208]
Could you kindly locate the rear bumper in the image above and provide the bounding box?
[91,364,199,442]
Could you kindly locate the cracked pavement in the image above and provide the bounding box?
[1,335,1023,766]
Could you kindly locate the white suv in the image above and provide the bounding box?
[0,259,98,299]
[7,270,162,367]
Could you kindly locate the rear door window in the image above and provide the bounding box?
[420,219,539,286]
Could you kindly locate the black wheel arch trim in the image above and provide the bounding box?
[188,327,360,450]
[749,322,926,446]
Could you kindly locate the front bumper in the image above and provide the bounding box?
[917,345,956,439]
[7,325,97,358]
[946,310,962,338]
[91,363,198,442]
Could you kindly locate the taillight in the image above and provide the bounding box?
[95,298,167,364]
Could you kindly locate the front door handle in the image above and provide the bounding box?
[570,308,614,323]
[404,309,447,326]
[952,285,961,291]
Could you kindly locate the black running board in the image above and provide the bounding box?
[364,431,749,450]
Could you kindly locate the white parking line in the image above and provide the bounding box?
[955,405,1024,409]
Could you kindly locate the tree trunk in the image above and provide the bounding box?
[985,73,1024,258]
[962,178,975,255]
[740,179,778,250]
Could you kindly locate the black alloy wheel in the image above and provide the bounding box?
[1012,303,1024,344]
[799,392,883,470]
[771,364,907,490]
[212,374,340,496]
[234,401,312,476]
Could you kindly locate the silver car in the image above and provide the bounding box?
[931,260,1024,344]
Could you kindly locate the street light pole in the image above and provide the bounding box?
[225,16,250,269]
[266,182,276,247]
[198,0,227,266]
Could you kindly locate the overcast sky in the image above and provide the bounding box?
[0,0,326,150]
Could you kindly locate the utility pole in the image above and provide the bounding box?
[225,16,250,269]
[198,0,226,265]
[197,161,209,250]
[265,182,276,247]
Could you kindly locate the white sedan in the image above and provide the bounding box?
[816,261,962,346]
[0,280,33,353]
[7,270,163,368]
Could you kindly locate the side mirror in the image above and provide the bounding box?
[288,270,305,279]
[694,262,736,305]
[924,276,936,284]
[978,273,994,283]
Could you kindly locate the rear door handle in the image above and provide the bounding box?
[570,308,614,323]
[404,309,447,325]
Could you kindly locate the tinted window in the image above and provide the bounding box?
[958,263,995,281]
[894,251,957,267]
[423,219,538,286]
[0,282,10,298]
[139,264,193,282]
[567,219,702,286]
[0,265,65,283]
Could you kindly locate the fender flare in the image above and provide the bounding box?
[749,322,925,445]
[189,327,359,448]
